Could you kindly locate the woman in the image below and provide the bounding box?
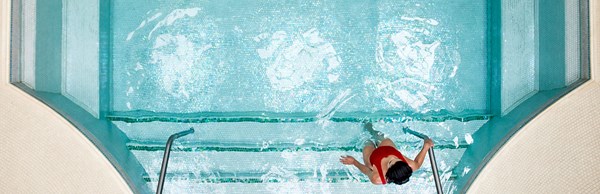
[339,123,434,185]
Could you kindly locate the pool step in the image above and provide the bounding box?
[131,147,466,182]
[113,118,488,193]
[142,170,361,183]
[114,119,488,150]
[107,110,491,123]
[142,169,459,183]
[145,180,451,194]
[137,148,463,194]
[126,139,469,153]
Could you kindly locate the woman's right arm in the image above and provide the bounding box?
[341,155,372,175]
[340,156,381,184]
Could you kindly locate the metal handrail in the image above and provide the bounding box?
[403,127,443,194]
[156,128,195,194]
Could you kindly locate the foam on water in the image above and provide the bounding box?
[372,15,455,112]
[148,8,202,39]
[126,12,162,41]
[260,28,341,92]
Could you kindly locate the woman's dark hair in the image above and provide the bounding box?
[385,161,413,185]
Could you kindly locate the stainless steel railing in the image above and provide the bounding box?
[403,127,443,194]
[156,128,195,194]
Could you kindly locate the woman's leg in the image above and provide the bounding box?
[362,122,384,167]
[363,122,396,148]
[362,140,376,167]
[364,122,385,143]
[379,138,397,148]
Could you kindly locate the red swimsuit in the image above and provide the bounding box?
[369,146,407,184]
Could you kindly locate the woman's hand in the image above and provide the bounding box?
[339,155,357,165]
[424,138,434,149]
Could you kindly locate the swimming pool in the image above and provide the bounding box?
[10,0,589,193]
[110,0,486,192]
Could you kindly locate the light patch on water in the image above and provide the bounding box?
[294,139,305,146]
[453,136,459,148]
[126,12,162,41]
[254,32,271,42]
[319,184,332,194]
[395,90,429,110]
[374,30,441,111]
[389,32,440,81]
[465,133,474,145]
[448,49,462,79]
[280,149,297,161]
[401,16,439,26]
[372,16,461,112]
[122,6,226,112]
[316,89,354,127]
[383,97,401,108]
[259,28,341,91]
[150,34,213,99]
[261,140,273,150]
[439,160,447,171]
[234,25,243,33]
[450,65,458,78]
[126,87,133,96]
[262,166,299,183]
[319,164,328,182]
[257,31,287,59]
[462,166,471,176]
[343,164,364,182]
[148,8,202,39]
[134,62,144,71]
[327,74,339,83]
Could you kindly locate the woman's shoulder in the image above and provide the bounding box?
[369,172,383,185]
[404,158,418,171]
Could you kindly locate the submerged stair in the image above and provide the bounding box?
[109,113,489,193]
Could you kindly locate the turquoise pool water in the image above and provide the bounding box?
[111,0,488,114]
[11,0,588,193]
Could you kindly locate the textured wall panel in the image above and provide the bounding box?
[21,0,36,88]
[501,0,537,114]
[62,0,100,118]
[565,0,580,85]
[593,0,600,80]
[34,0,62,93]
[1,0,9,84]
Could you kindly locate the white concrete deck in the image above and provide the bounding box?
[468,1,600,193]
[0,1,132,193]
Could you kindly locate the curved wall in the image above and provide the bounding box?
[0,1,132,193]
[468,1,600,193]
